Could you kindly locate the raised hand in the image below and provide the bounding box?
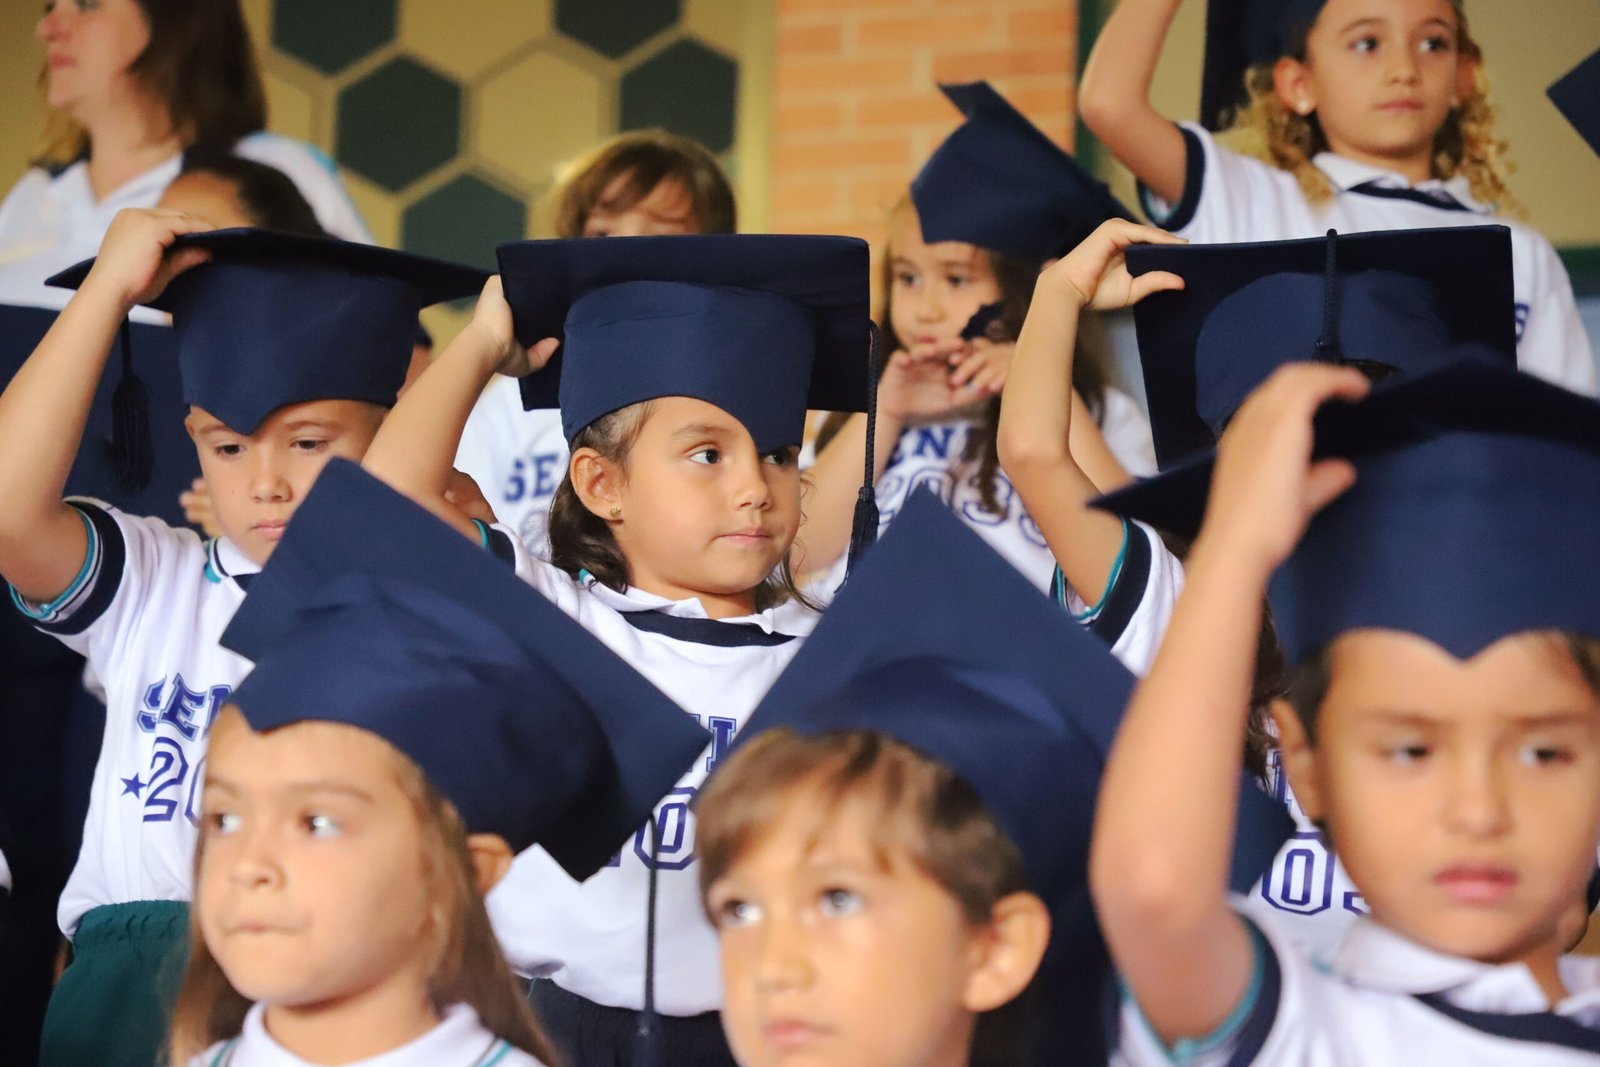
[1200,362,1372,574]
[1041,219,1186,311]
[82,208,214,310]
[465,275,560,378]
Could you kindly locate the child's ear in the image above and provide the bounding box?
[961,891,1051,1014]
[183,410,201,443]
[465,834,515,894]
[1270,698,1323,821]
[1272,56,1315,117]
[569,447,623,522]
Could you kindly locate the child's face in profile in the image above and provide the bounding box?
[197,708,438,1017]
[596,396,800,616]
[887,208,1002,350]
[185,399,383,564]
[1280,629,1600,973]
[582,174,698,237]
[706,790,996,1067]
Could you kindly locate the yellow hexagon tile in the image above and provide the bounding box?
[398,0,554,82]
[240,0,272,48]
[262,68,318,144]
[476,50,608,188]
[682,0,761,59]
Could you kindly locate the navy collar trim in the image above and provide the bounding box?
[622,610,796,647]
[1413,992,1600,1052]
[1345,180,1474,213]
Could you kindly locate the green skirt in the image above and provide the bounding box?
[39,900,191,1067]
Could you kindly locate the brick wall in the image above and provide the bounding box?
[768,0,1079,263]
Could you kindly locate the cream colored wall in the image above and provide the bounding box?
[1102,0,1600,246]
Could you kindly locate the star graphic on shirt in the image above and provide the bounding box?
[120,774,146,798]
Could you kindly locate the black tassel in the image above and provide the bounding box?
[1311,228,1341,364]
[844,322,881,576]
[632,815,663,1067]
[109,320,153,495]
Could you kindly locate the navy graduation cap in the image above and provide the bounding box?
[0,303,197,521]
[500,234,872,453]
[910,81,1131,263]
[733,489,1293,1064]
[1549,48,1600,161]
[1096,361,1600,665]
[737,488,1293,904]
[220,457,711,876]
[1126,225,1515,468]
[47,228,487,439]
[1200,0,1327,131]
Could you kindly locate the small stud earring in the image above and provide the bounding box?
[1297,100,1312,116]
[609,506,622,520]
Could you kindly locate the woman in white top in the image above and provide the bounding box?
[0,0,370,316]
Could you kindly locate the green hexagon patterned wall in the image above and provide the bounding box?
[252,0,771,264]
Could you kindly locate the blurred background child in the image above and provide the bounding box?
[799,83,1155,593]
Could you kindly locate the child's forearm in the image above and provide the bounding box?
[1077,0,1189,204]
[1089,531,1267,1038]
[792,408,903,576]
[998,280,1127,600]
[0,282,131,598]
[361,322,502,537]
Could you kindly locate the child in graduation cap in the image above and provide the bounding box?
[1002,218,1525,960]
[1078,0,1596,395]
[168,458,711,1067]
[0,209,486,1067]
[1093,353,1600,1063]
[455,129,738,563]
[360,233,873,1065]
[694,491,1292,1067]
[801,82,1154,593]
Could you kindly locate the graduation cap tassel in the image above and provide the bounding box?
[633,815,663,1067]
[844,321,882,576]
[109,319,153,494]
[1312,228,1341,363]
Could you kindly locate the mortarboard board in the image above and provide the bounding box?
[220,457,712,877]
[737,488,1292,903]
[1549,48,1600,161]
[1095,361,1600,665]
[1201,0,1328,131]
[47,228,487,440]
[909,81,1132,263]
[500,233,871,452]
[1126,225,1516,468]
[0,303,197,523]
[731,489,1294,1063]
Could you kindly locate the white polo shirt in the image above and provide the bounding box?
[487,547,815,1015]
[806,388,1157,599]
[1144,123,1597,396]
[0,132,373,320]
[10,501,256,935]
[188,1002,547,1067]
[1116,908,1600,1065]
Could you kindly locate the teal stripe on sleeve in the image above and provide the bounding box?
[9,505,98,620]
